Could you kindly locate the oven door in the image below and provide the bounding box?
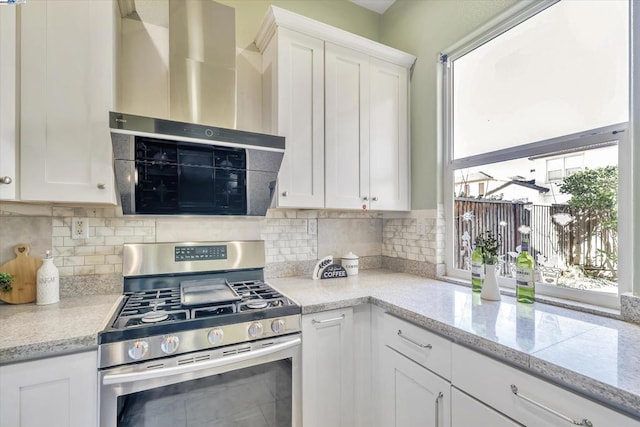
[99,335,301,427]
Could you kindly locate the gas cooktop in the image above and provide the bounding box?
[100,278,300,344]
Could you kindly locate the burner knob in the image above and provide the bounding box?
[128,340,149,360]
[248,322,264,338]
[271,319,286,334]
[207,328,224,345]
[161,335,180,354]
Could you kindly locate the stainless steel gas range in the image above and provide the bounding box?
[98,241,301,427]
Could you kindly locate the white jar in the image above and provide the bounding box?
[341,252,359,276]
[37,250,59,305]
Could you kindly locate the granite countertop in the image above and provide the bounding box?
[268,270,640,419]
[0,294,122,364]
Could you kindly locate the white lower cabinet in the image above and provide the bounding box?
[304,306,638,427]
[452,344,638,427]
[380,346,451,427]
[0,351,98,427]
[377,311,452,427]
[451,387,520,427]
[302,308,355,427]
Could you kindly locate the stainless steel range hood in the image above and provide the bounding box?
[112,0,285,216]
[116,0,237,128]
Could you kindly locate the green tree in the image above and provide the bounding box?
[558,166,618,278]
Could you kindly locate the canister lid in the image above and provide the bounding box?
[342,251,358,260]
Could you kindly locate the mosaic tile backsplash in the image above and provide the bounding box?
[1,202,438,281]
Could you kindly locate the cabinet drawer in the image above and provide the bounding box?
[452,387,520,427]
[452,344,638,427]
[383,313,451,380]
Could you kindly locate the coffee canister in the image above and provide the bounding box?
[341,252,359,276]
[37,250,59,305]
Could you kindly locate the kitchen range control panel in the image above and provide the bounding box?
[174,245,227,262]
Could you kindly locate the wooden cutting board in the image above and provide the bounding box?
[0,244,43,304]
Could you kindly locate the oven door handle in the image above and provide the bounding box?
[102,337,300,385]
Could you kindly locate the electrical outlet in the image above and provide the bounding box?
[72,217,89,239]
[308,219,318,235]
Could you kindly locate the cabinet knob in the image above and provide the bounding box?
[372,196,379,202]
[282,191,289,197]
[362,196,369,201]
[0,176,13,185]
[97,183,106,190]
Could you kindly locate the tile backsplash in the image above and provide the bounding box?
[3,201,636,324]
[2,202,431,283]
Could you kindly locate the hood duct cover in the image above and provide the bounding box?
[117,0,237,128]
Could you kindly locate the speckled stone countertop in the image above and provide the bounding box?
[0,294,122,365]
[269,270,640,420]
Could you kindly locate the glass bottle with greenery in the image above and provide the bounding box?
[516,235,535,303]
[471,244,484,293]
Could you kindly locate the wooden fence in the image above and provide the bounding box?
[454,198,617,278]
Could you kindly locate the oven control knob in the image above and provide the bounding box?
[248,322,264,338]
[271,319,286,334]
[128,340,149,360]
[207,328,224,345]
[161,335,180,354]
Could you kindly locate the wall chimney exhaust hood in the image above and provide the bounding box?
[112,0,285,216]
[116,0,237,129]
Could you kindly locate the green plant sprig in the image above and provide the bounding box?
[474,231,502,265]
[0,272,15,293]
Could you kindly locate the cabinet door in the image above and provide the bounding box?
[380,345,450,427]
[368,58,409,211]
[325,42,370,210]
[302,308,354,427]
[452,387,521,427]
[0,6,17,200]
[0,351,98,427]
[20,0,115,204]
[267,27,324,208]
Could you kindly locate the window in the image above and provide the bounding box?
[546,154,584,183]
[442,0,630,308]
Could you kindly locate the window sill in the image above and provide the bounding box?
[436,275,622,321]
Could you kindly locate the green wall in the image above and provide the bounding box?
[218,0,381,49]
[380,0,516,210]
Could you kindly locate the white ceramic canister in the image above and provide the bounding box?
[341,251,359,276]
[37,250,59,305]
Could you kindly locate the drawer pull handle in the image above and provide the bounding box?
[435,391,444,426]
[312,314,345,324]
[510,384,593,426]
[397,329,433,349]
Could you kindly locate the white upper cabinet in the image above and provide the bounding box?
[19,0,116,204]
[325,45,410,211]
[0,6,17,200]
[325,42,370,210]
[256,6,415,211]
[368,58,409,211]
[261,27,325,208]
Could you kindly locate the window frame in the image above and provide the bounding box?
[440,0,633,309]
